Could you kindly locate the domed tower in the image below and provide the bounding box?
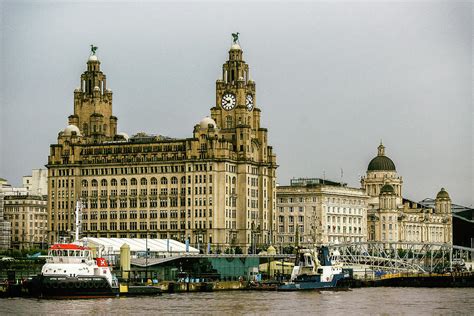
[435,188,451,214]
[210,36,267,162]
[435,188,452,243]
[361,142,403,204]
[68,48,117,142]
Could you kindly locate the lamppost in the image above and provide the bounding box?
[145,230,148,281]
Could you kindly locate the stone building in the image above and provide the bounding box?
[47,39,277,253]
[3,195,48,250]
[276,178,368,251]
[362,143,452,244]
[0,178,12,250]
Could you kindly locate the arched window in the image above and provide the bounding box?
[91,179,98,187]
[151,177,158,185]
[81,180,88,187]
[140,178,147,186]
[130,178,137,185]
[120,178,127,186]
[101,179,107,187]
[180,176,186,185]
[232,177,236,185]
[171,177,178,185]
[111,179,117,186]
[160,177,168,185]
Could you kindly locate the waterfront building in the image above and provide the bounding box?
[362,143,452,244]
[3,194,48,250]
[23,169,48,196]
[276,178,368,250]
[419,199,473,248]
[0,174,49,250]
[47,39,277,253]
[0,179,12,250]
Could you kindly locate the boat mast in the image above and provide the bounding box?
[75,200,83,242]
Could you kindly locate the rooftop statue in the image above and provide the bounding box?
[90,44,98,55]
[231,32,240,44]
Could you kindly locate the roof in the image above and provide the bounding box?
[367,143,396,171]
[368,156,396,171]
[51,244,89,251]
[436,188,450,199]
[80,237,199,254]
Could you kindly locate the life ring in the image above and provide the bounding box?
[52,282,59,289]
[74,282,81,289]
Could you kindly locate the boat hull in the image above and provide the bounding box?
[26,275,117,298]
[278,273,347,291]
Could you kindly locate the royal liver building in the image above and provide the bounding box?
[47,37,277,253]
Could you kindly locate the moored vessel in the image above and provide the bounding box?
[25,243,119,298]
[278,246,350,291]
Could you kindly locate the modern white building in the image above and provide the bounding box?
[23,169,48,196]
[79,237,199,257]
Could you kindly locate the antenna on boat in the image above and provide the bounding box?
[74,200,83,242]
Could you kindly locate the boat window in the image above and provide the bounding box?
[317,268,323,274]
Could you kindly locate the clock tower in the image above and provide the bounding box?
[205,36,277,251]
[211,41,264,159]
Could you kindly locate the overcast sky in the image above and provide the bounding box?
[0,0,472,206]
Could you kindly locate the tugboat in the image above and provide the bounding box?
[25,243,119,298]
[25,202,162,298]
[278,246,350,291]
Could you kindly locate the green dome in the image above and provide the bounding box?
[368,156,396,171]
[380,184,395,194]
[368,143,396,171]
[436,188,450,199]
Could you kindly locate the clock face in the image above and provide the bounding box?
[246,94,254,111]
[221,93,236,110]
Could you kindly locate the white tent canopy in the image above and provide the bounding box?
[79,237,199,256]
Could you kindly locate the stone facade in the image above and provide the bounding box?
[47,41,277,253]
[362,143,452,244]
[276,178,368,250]
[0,187,12,250]
[3,195,48,250]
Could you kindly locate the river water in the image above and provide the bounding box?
[1,288,473,315]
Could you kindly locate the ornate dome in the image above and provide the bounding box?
[199,117,217,129]
[117,132,129,141]
[368,143,396,171]
[88,55,98,62]
[230,43,241,51]
[63,124,81,136]
[380,184,395,194]
[436,188,450,200]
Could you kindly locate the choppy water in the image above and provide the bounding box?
[1,288,473,315]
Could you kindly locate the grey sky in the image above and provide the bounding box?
[1,1,472,206]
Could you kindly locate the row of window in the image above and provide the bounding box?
[81,220,213,231]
